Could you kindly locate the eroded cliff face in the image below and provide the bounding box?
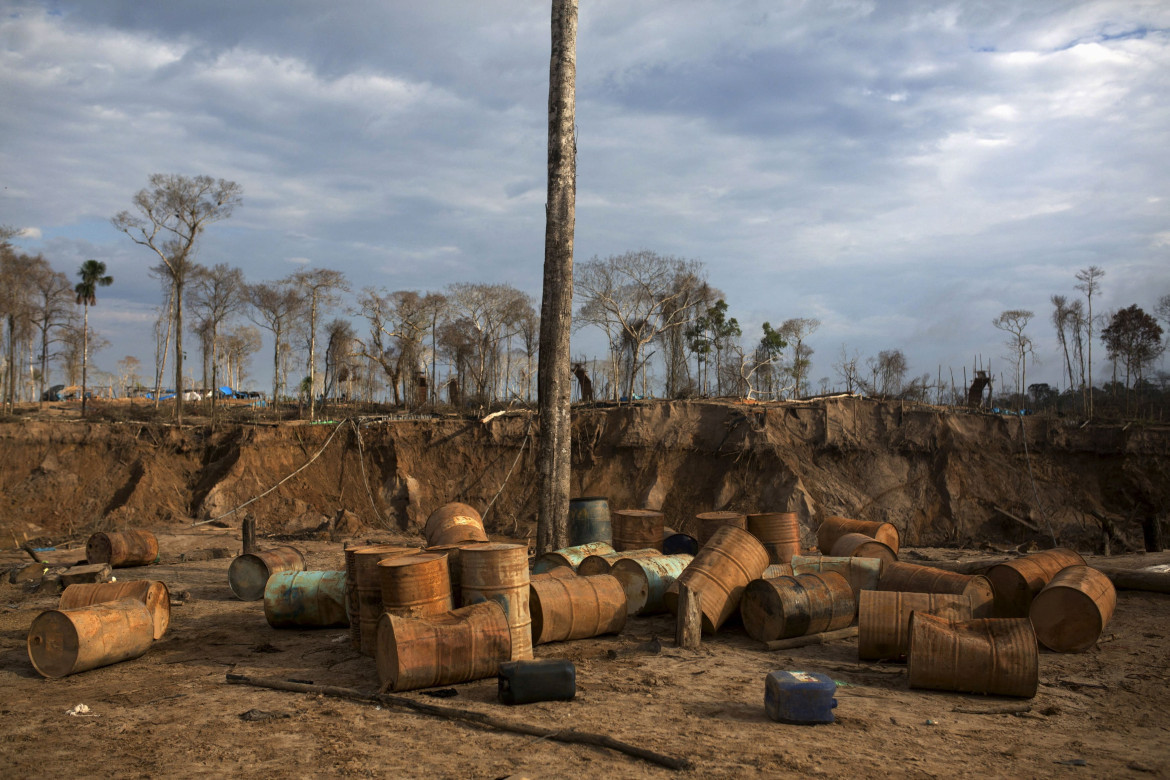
[1,398,1165,550]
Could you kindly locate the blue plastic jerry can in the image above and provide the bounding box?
[765,670,838,724]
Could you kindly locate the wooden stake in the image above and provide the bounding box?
[763,626,858,651]
[676,582,702,649]
[242,517,256,554]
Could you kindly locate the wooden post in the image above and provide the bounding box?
[676,583,701,649]
[242,517,256,554]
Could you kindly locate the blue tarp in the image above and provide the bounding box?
[219,386,236,397]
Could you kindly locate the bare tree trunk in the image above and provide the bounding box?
[80,305,89,418]
[536,0,577,555]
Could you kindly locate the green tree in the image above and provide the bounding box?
[74,259,113,418]
[1101,304,1164,406]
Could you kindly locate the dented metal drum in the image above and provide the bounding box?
[59,580,171,640]
[858,590,973,661]
[695,511,747,548]
[664,525,770,634]
[264,570,349,628]
[378,552,454,620]
[828,533,898,566]
[460,542,533,660]
[612,509,664,552]
[740,571,856,642]
[533,542,615,574]
[747,512,802,564]
[28,599,155,678]
[576,548,660,576]
[376,600,511,692]
[530,566,577,582]
[568,496,612,546]
[86,530,159,568]
[229,546,306,601]
[350,545,420,655]
[1029,565,1116,653]
[791,555,882,601]
[610,554,693,616]
[424,502,489,547]
[529,573,627,644]
[907,613,1038,698]
[877,561,994,617]
[986,548,1085,618]
[816,516,900,555]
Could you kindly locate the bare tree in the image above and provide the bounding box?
[221,326,262,392]
[117,355,142,396]
[445,283,531,405]
[992,309,1035,403]
[833,344,861,394]
[778,318,819,399]
[865,349,908,397]
[247,280,304,404]
[292,268,348,419]
[28,259,75,407]
[1050,295,1076,393]
[1075,266,1104,418]
[190,263,245,415]
[322,318,356,406]
[0,242,38,412]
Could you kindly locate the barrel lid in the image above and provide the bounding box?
[378,551,448,569]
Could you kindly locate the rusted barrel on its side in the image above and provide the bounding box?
[264,570,349,629]
[747,512,802,564]
[229,546,306,601]
[530,566,576,582]
[376,600,511,692]
[663,525,770,634]
[696,511,747,548]
[86,530,159,568]
[424,502,489,547]
[858,590,973,661]
[378,552,454,620]
[461,543,533,661]
[568,496,611,546]
[829,533,898,565]
[816,516,900,555]
[1029,565,1116,653]
[577,548,660,576]
[877,561,994,617]
[529,574,627,644]
[791,555,882,601]
[907,613,1038,698]
[533,542,616,574]
[59,580,171,640]
[610,554,694,616]
[740,571,856,642]
[986,548,1086,618]
[28,599,155,678]
[612,509,664,552]
[350,545,420,655]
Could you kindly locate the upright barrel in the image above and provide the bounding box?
[376,600,511,692]
[747,512,802,564]
[1029,565,1116,653]
[263,570,349,628]
[829,533,898,565]
[877,561,994,617]
[576,548,660,576]
[816,516,900,555]
[857,590,973,661]
[461,543,533,661]
[568,497,612,546]
[86,530,159,568]
[350,545,419,655]
[529,574,627,644]
[533,542,615,574]
[59,580,171,640]
[28,599,155,678]
[740,571,856,642]
[229,546,306,601]
[907,613,1038,698]
[663,525,770,634]
[696,511,747,548]
[424,502,489,547]
[791,555,882,600]
[986,548,1086,617]
[612,509,664,552]
[378,552,454,620]
[610,554,694,616]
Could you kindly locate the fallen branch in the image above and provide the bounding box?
[225,674,690,771]
[1093,566,1170,595]
[763,626,857,651]
[993,505,1042,534]
[952,703,1032,715]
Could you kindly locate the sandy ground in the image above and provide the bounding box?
[1,531,1168,779]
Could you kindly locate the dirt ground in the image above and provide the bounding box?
[1,528,1167,779]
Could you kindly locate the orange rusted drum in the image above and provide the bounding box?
[696,511,748,548]
[350,545,420,655]
[28,599,155,678]
[460,543,533,660]
[612,509,665,552]
[986,547,1086,618]
[762,563,794,579]
[425,542,485,608]
[1029,565,1116,653]
[379,552,454,620]
[376,600,512,692]
[576,548,661,576]
[424,502,489,547]
[747,512,802,564]
[229,546,306,601]
[908,613,1038,698]
[877,561,994,617]
[610,554,693,616]
[663,525,770,634]
[791,555,883,601]
[816,516,900,555]
[828,533,898,565]
[530,566,577,582]
[59,580,171,640]
[529,574,627,644]
[86,530,159,568]
[858,590,973,661]
[740,571,856,642]
[533,542,616,574]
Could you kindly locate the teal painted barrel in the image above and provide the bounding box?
[264,570,349,628]
[533,542,615,574]
[568,497,611,546]
[610,554,694,616]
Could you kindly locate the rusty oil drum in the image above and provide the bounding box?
[568,496,612,546]
[263,570,349,628]
[529,573,627,644]
[857,590,973,661]
[610,554,693,616]
[762,563,794,579]
[612,509,664,552]
[986,547,1086,618]
[59,580,171,640]
[829,532,898,566]
[663,524,770,633]
[530,566,577,582]
[229,546,306,601]
[791,554,882,600]
[740,571,856,642]
[424,502,489,547]
[533,541,615,574]
[460,542,533,660]
[816,516,900,555]
[576,548,661,576]
[376,600,512,692]
[378,552,454,620]
[28,599,155,678]
[1029,565,1116,653]
[877,561,995,617]
[349,545,420,655]
[907,612,1038,698]
[695,511,747,548]
[747,512,802,564]
[86,530,159,568]
[424,542,485,608]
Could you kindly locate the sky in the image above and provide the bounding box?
[2,1,1169,394]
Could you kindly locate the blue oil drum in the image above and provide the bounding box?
[663,532,698,556]
[568,497,611,546]
[498,659,576,705]
[764,670,837,724]
[263,570,349,628]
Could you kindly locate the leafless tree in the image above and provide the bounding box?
[221,326,262,392]
[322,318,357,406]
[1050,295,1076,393]
[292,268,348,419]
[28,258,75,406]
[246,279,304,404]
[1075,265,1104,417]
[445,283,531,405]
[865,349,908,397]
[833,344,861,394]
[993,309,1035,402]
[117,355,142,396]
[354,289,444,407]
[0,242,38,412]
[190,263,245,414]
[778,318,819,399]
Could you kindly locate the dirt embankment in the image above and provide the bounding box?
[1,398,1166,550]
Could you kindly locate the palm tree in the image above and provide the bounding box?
[75,259,113,417]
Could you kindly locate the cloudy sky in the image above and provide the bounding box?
[3,1,1168,393]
